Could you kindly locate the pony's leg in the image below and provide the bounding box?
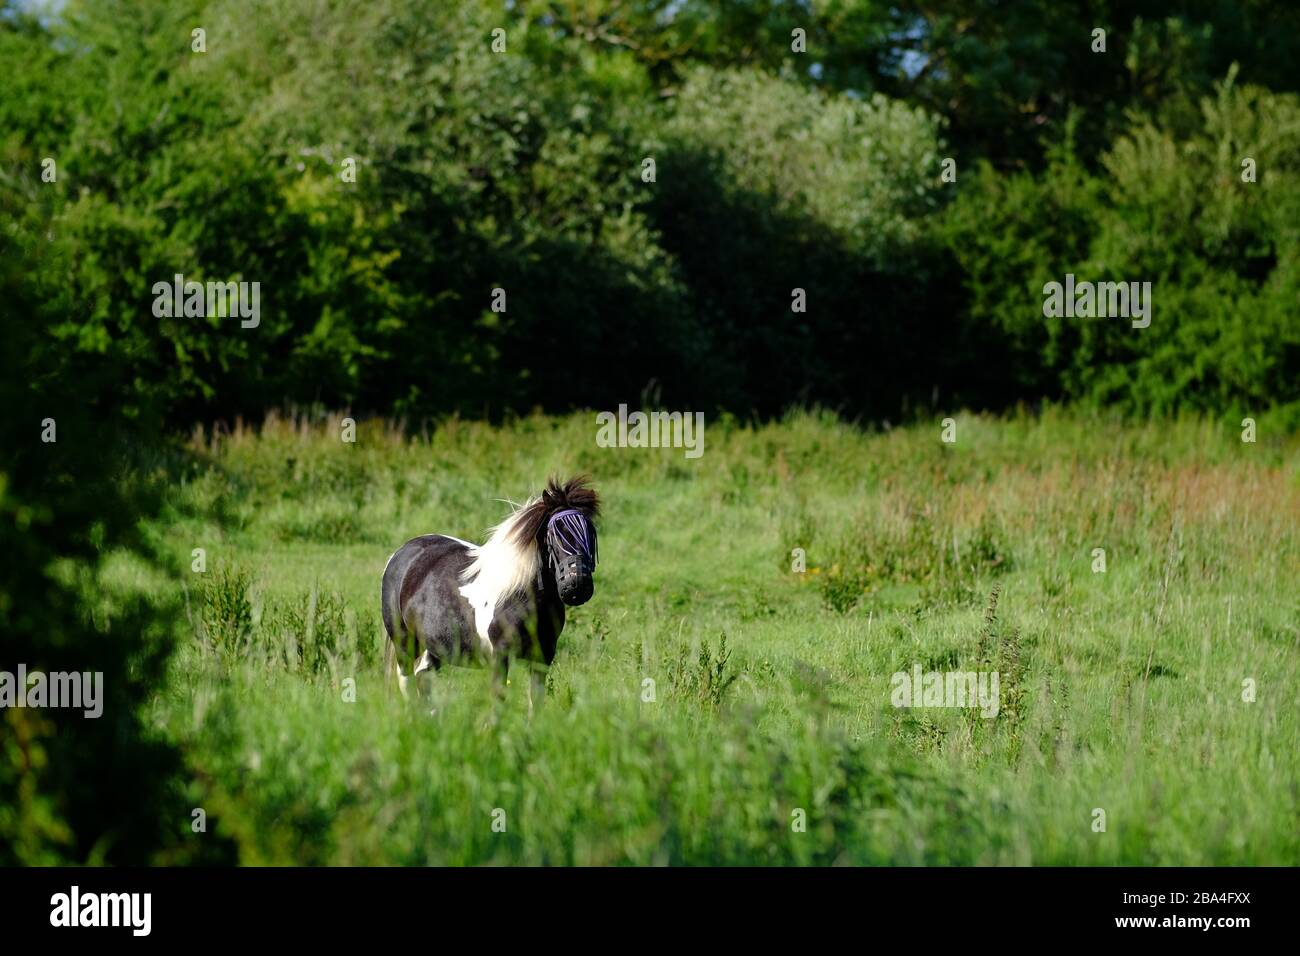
[393,652,412,700]
[527,667,547,718]
[388,627,421,701]
[413,649,439,713]
[478,655,509,731]
[491,655,509,700]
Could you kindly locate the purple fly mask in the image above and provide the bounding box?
[546,508,597,606]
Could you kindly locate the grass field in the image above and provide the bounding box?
[113,409,1299,865]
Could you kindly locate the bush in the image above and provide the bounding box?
[649,67,962,416]
[199,563,254,659]
[266,586,372,676]
[943,75,1300,419]
[0,58,231,859]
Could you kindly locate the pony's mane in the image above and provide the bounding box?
[460,476,600,609]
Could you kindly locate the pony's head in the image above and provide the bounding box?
[534,476,600,605]
[461,475,601,608]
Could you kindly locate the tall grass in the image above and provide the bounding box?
[137,408,1298,864]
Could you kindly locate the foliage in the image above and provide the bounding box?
[0,99,231,863]
[2,0,1293,424]
[943,76,1300,418]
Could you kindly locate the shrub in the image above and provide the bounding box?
[199,563,254,659]
[943,75,1300,419]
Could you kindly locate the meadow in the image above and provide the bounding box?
[114,410,1299,865]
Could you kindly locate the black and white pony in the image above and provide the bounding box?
[381,475,600,713]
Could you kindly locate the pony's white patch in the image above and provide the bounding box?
[458,499,541,655]
[413,649,437,676]
[397,652,436,701]
[460,595,496,657]
[395,657,410,699]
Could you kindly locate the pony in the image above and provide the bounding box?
[381,475,600,713]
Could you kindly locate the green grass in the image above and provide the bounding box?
[118,408,1299,864]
